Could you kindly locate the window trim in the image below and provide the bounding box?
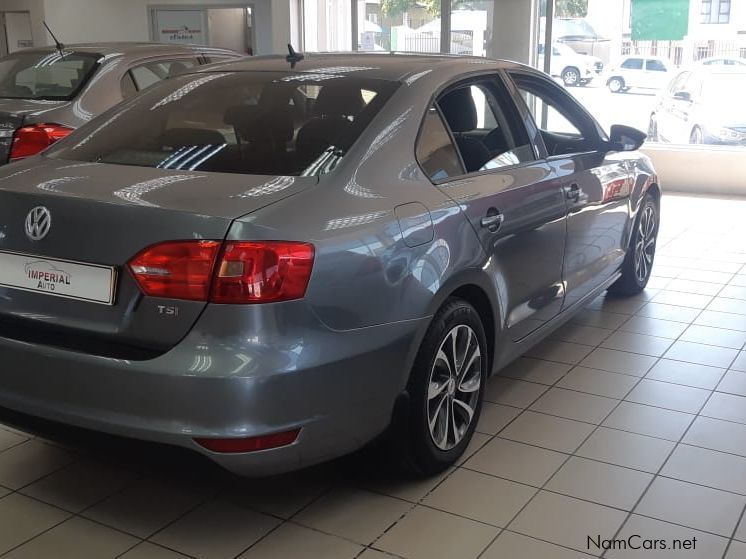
[414,103,467,182]
[413,69,542,186]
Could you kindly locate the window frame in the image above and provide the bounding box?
[701,0,731,24]
[413,69,541,186]
[125,56,201,92]
[415,103,467,182]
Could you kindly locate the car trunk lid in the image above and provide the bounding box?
[0,157,312,355]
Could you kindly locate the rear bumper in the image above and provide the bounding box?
[0,304,426,476]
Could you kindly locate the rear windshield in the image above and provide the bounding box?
[0,51,99,100]
[49,71,399,177]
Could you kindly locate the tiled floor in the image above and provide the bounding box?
[2,193,746,558]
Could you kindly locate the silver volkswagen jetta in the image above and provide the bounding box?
[0,53,659,476]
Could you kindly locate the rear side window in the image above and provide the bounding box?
[621,58,643,70]
[120,72,138,99]
[416,106,464,181]
[646,59,667,72]
[48,71,398,177]
[129,59,199,91]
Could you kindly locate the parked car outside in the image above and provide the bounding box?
[0,42,244,165]
[540,17,612,62]
[606,55,673,93]
[649,66,746,145]
[0,53,659,476]
[696,56,746,67]
[538,42,603,87]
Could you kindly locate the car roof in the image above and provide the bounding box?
[14,42,239,58]
[191,52,522,82]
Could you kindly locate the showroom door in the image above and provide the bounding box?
[425,74,568,341]
[508,70,631,311]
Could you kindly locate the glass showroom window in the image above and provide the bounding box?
[304,0,352,51]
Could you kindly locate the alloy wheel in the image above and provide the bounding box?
[609,78,623,92]
[634,204,656,284]
[427,324,482,451]
[563,69,580,87]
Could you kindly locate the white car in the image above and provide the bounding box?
[606,56,673,93]
[538,43,603,87]
[696,56,746,67]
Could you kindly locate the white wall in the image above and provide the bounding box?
[208,7,247,52]
[489,0,538,64]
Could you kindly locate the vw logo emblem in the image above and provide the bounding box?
[25,206,52,241]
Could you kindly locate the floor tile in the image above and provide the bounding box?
[497,357,571,385]
[695,311,746,332]
[0,429,28,453]
[645,359,725,390]
[456,432,491,466]
[681,325,746,349]
[464,438,567,486]
[0,493,70,554]
[577,428,675,473]
[636,477,746,537]
[603,402,694,441]
[588,295,648,315]
[653,291,713,309]
[483,378,548,409]
[375,505,499,559]
[737,515,746,542]
[620,316,688,339]
[666,279,723,296]
[664,340,739,368]
[662,444,746,495]
[422,468,535,527]
[701,392,746,424]
[499,411,595,453]
[546,456,652,510]
[551,324,614,346]
[4,516,137,559]
[684,270,734,284]
[151,499,280,559]
[718,287,746,301]
[362,467,453,504]
[718,371,746,396]
[625,379,710,414]
[684,416,746,457]
[476,402,521,435]
[83,478,206,539]
[606,515,728,558]
[709,297,746,315]
[525,340,594,365]
[509,491,626,553]
[294,487,410,545]
[20,459,134,513]
[238,523,362,559]
[481,531,595,559]
[571,309,629,330]
[120,542,190,559]
[557,367,638,399]
[0,440,76,490]
[579,348,657,377]
[529,387,618,424]
[358,550,398,559]
[636,303,701,323]
[733,351,746,372]
[601,331,673,357]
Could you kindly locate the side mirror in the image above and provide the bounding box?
[673,91,692,102]
[608,124,647,152]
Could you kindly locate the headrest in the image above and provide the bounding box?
[313,85,365,118]
[223,105,293,142]
[438,88,477,133]
[161,127,226,148]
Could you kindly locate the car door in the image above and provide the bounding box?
[507,70,631,311]
[670,73,701,143]
[419,74,567,341]
[620,57,643,88]
[645,59,670,90]
[657,71,689,142]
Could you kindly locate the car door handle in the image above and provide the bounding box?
[480,209,504,232]
[564,183,580,201]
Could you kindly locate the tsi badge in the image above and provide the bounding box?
[157,305,180,317]
[25,206,52,241]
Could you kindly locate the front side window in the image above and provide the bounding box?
[48,71,398,177]
[416,106,464,181]
[621,58,643,70]
[436,79,535,173]
[0,51,99,100]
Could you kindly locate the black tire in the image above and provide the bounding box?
[608,76,625,93]
[562,67,581,87]
[397,298,488,476]
[690,126,704,144]
[608,193,659,296]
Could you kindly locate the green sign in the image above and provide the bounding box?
[631,0,690,40]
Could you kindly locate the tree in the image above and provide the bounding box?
[540,0,589,18]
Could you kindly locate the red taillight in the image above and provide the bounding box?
[10,123,73,160]
[211,241,315,304]
[128,240,222,301]
[127,240,314,304]
[194,429,301,453]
